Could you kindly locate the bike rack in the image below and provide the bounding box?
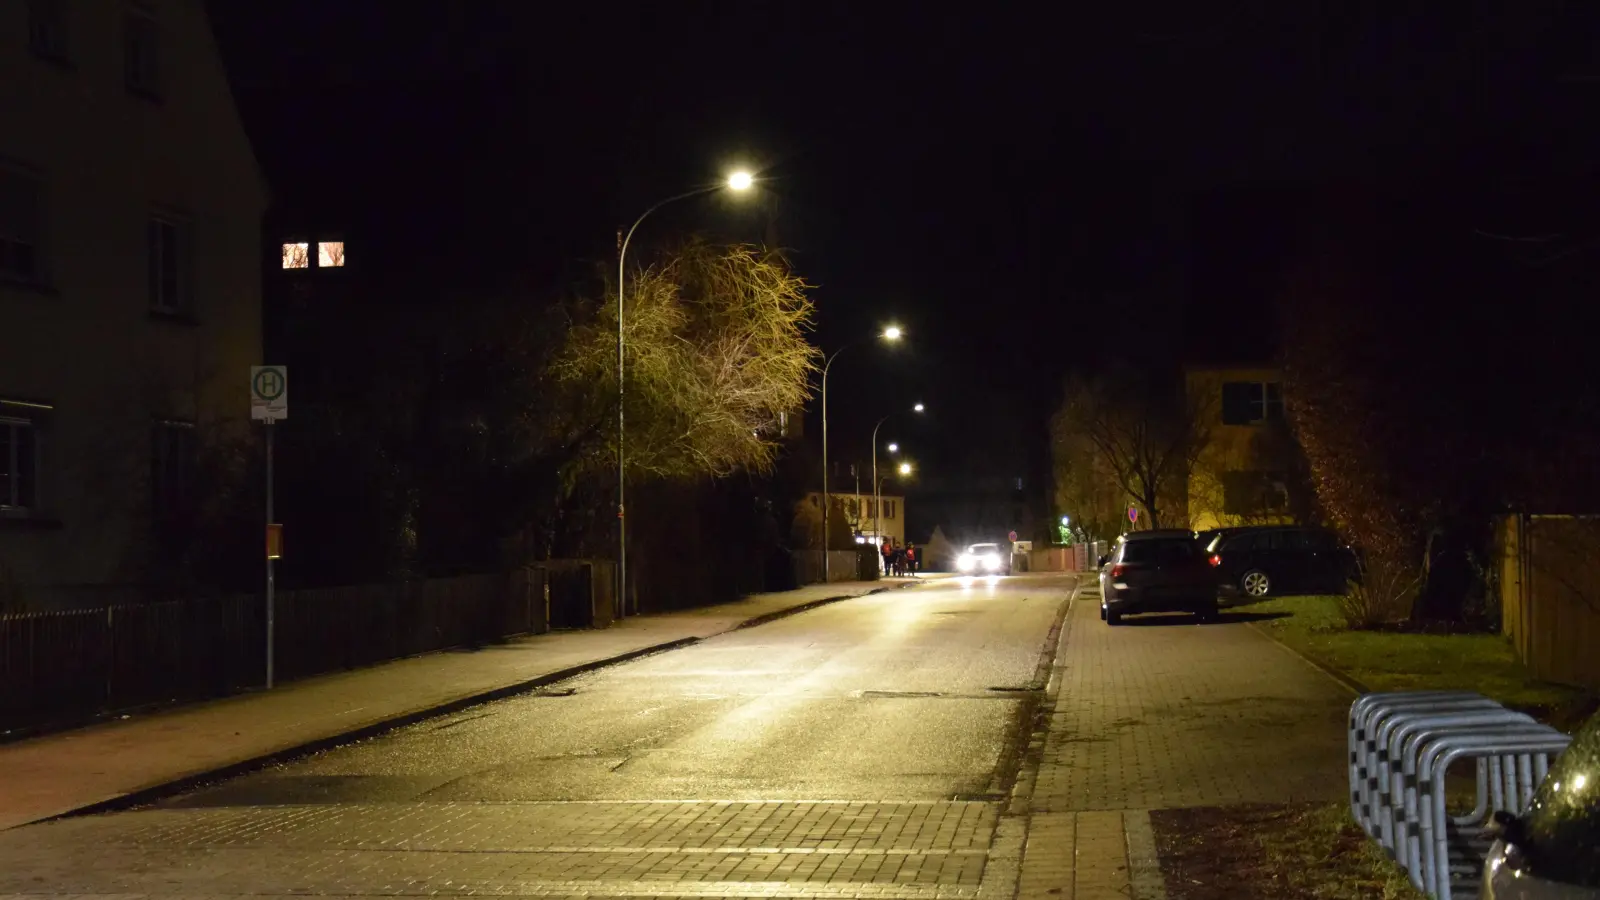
[1346,691,1572,900]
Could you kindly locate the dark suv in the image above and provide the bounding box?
[1099,532,1219,624]
[1204,526,1354,599]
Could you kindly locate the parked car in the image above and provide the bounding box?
[1204,526,1354,599]
[1098,532,1219,624]
[1482,709,1600,898]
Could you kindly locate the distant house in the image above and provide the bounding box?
[797,491,907,549]
[0,0,267,608]
[1185,365,1305,532]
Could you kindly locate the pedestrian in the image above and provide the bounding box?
[905,544,918,577]
[893,542,905,577]
[881,538,893,577]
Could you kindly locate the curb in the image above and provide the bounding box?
[1245,621,1370,697]
[34,582,904,825]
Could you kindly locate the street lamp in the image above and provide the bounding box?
[899,461,914,475]
[617,170,754,616]
[870,402,924,553]
[821,326,902,582]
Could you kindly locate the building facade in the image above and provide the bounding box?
[0,0,266,608]
[797,491,907,549]
[1185,365,1306,532]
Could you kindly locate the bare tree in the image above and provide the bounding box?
[1052,368,1211,531]
[553,238,822,483]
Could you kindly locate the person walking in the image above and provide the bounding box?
[881,538,893,577]
[905,544,918,577]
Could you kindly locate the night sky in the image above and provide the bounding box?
[207,1,1600,521]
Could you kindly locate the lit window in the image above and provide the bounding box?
[0,416,39,512]
[148,215,191,315]
[317,241,345,268]
[281,242,309,269]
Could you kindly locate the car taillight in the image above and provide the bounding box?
[1110,564,1126,578]
[1209,554,1221,567]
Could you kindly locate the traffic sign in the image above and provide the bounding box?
[1008,530,1018,542]
[1128,506,1139,525]
[251,366,287,421]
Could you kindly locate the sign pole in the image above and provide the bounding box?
[265,418,275,690]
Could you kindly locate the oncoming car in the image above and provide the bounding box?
[957,542,1010,575]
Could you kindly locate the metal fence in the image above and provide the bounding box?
[1348,690,1572,899]
[0,567,558,735]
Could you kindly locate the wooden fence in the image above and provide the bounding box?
[0,566,589,734]
[1497,514,1600,691]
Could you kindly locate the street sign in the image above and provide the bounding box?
[1008,530,1018,542]
[250,366,288,421]
[1128,506,1139,525]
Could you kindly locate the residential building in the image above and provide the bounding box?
[798,490,907,548]
[1185,365,1306,532]
[0,0,266,608]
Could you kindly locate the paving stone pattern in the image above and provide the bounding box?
[1033,597,1349,813]
[0,801,1001,898]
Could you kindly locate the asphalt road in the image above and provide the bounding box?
[169,573,1069,807]
[0,574,1075,898]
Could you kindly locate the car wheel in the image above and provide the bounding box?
[1241,569,1271,598]
[1107,611,1123,626]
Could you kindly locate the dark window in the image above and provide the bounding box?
[27,0,69,62]
[124,10,161,98]
[151,421,195,520]
[0,168,43,285]
[0,417,38,511]
[1118,542,1153,563]
[1220,381,1285,425]
[147,215,190,314]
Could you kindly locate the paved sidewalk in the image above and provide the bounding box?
[1014,580,1353,899]
[0,578,931,832]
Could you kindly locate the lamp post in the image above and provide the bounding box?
[617,171,753,616]
[871,403,924,552]
[820,326,902,583]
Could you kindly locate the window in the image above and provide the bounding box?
[885,500,896,520]
[0,167,43,285]
[1222,471,1289,516]
[27,0,69,62]
[0,417,39,512]
[1220,381,1284,425]
[151,420,195,520]
[317,241,346,267]
[147,215,191,315]
[281,242,309,269]
[123,9,160,98]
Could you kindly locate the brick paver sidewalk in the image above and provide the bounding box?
[0,578,934,832]
[1014,580,1354,899]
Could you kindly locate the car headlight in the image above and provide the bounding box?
[982,553,1001,570]
[957,554,976,572]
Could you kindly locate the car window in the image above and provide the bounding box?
[1156,540,1198,564]
[1522,712,1600,888]
[1278,530,1312,551]
[1224,533,1259,551]
[1118,542,1153,563]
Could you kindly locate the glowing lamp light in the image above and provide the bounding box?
[898,462,913,475]
[887,442,899,453]
[913,403,925,412]
[727,171,754,191]
[883,325,903,341]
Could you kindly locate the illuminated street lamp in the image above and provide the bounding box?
[871,402,924,553]
[821,327,902,581]
[899,462,914,476]
[617,170,754,615]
